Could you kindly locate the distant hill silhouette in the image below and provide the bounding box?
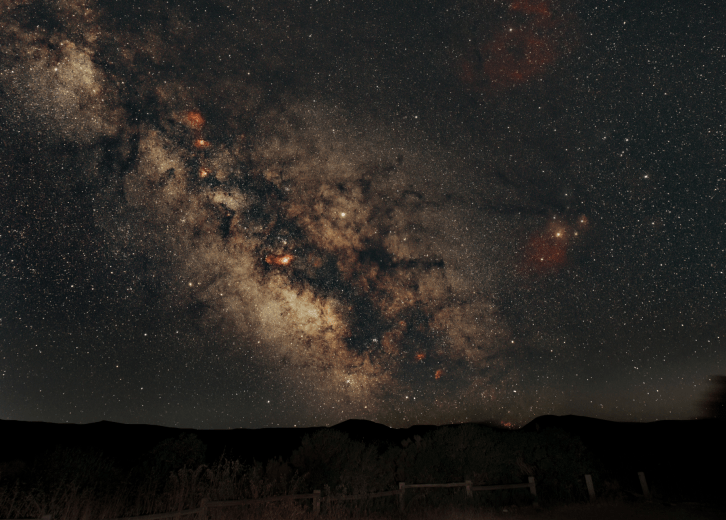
[0,419,321,471]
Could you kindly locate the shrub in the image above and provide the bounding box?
[289,429,396,495]
[27,446,122,497]
[140,433,207,490]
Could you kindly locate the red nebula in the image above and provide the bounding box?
[510,0,551,17]
[265,254,294,266]
[435,369,444,380]
[456,0,576,92]
[521,221,570,275]
[480,31,556,87]
[193,138,211,149]
[526,234,567,271]
[185,110,205,130]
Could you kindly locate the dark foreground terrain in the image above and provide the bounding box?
[410,501,725,520]
[0,416,724,520]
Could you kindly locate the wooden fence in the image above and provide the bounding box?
[399,478,538,510]
[6,477,540,520]
[11,472,657,520]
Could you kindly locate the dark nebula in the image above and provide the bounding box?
[1,0,724,428]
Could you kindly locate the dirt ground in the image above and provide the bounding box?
[484,501,725,520]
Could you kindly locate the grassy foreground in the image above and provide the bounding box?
[1,476,723,520]
[1,431,722,520]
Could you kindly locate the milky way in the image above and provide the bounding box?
[1,0,724,428]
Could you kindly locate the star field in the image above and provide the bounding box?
[0,0,724,429]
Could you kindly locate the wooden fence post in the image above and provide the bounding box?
[638,472,651,499]
[465,480,472,498]
[585,474,596,501]
[199,497,208,520]
[313,490,321,515]
[528,476,538,507]
[399,482,405,512]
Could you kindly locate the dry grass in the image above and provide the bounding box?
[309,501,724,520]
[209,500,725,520]
[0,459,304,520]
[1,457,723,520]
[471,501,724,520]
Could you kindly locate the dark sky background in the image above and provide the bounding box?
[1,0,724,429]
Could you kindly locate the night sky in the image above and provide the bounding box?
[1,0,724,429]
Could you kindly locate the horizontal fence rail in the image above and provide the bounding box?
[404,482,468,488]
[324,490,401,501]
[471,483,533,491]
[206,493,319,507]
[399,477,538,511]
[68,478,538,520]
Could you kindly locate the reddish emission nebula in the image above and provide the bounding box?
[265,254,294,267]
[184,111,205,131]
[520,216,589,276]
[1,0,724,429]
[457,0,578,93]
